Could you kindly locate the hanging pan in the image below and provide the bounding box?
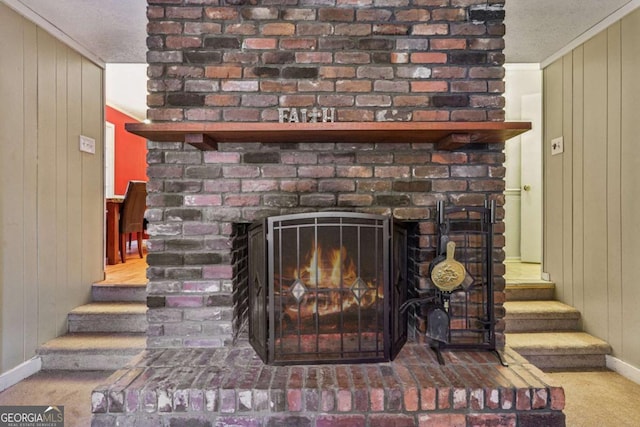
[428,235,448,275]
[430,241,466,292]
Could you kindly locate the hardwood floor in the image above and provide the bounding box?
[97,251,541,287]
[98,242,148,285]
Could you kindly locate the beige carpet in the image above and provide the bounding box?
[0,370,113,427]
[1,369,640,426]
[546,370,640,427]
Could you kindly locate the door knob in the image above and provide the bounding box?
[523,185,531,191]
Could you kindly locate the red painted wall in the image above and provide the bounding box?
[106,106,148,195]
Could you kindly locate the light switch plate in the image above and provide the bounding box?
[79,135,96,154]
[551,136,563,155]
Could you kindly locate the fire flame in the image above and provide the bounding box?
[284,242,381,323]
[294,245,357,288]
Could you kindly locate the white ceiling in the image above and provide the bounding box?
[14,0,147,63]
[4,0,637,119]
[504,0,632,63]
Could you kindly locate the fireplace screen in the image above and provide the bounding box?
[248,212,407,365]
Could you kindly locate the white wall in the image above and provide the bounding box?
[106,63,148,121]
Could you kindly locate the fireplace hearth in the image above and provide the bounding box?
[248,212,407,365]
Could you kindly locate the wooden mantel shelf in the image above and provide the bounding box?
[125,121,530,151]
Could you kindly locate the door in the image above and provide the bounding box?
[105,121,115,198]
[520,93,542,263]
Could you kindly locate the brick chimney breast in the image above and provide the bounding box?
[146,0,506,123]
[143,0,511,351]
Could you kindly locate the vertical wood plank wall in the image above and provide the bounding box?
[543,8,640,368]
[0,4,105,374]
[620,9,640,364]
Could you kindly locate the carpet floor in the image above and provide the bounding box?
[545,370,640,427]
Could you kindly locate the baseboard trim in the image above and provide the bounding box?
[606,355,640,386]
[0,357,41,392]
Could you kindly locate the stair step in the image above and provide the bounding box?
[91,284,146,302]
[504,301,581,332]
[68,302,148,333]
[506,332,611,370]
[37,333,146,370]
[505,283,555,301]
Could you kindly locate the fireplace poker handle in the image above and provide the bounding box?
[399,296,437,314]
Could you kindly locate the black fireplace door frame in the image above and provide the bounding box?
[248,212,407,365]
[248,221,268,362]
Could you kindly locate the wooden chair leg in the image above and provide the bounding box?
[119,232,126,263]
[137,231,144,258]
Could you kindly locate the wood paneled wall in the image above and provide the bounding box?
[0,3,105,374]
[543,8,640,368]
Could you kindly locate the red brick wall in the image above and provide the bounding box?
[145,142,508,349]
[146,0,506,123]
[143,0,508,351]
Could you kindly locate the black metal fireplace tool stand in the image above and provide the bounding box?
[401,201,507,366]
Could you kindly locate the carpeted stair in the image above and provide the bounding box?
[505,276,611,370]
[36,283,147,370]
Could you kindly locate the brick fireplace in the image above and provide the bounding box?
[92,0,566,425]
